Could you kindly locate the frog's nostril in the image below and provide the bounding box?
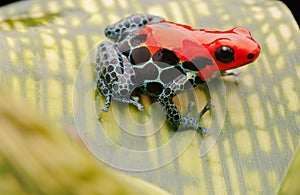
[247,53,255,59]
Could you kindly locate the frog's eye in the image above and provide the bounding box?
[215,46,234,64]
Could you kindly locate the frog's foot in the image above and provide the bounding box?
[130,96,145,110]
[221,70,241,85]
[111,96,145,111]
[130,96,145,111]
[131,96,140,102]
[179,100,214,136]
[157,74,214,135]
[221,70,241,77]
[101,96,144,112]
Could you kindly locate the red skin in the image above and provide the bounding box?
[139,21,260,80]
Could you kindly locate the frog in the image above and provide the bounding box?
[96,14,260,135]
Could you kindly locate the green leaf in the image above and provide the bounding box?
[1,0,300,194]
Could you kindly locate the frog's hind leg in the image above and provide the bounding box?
[97,78,112,112]
[104,14,164,41]
[157,75,213,135]
[96,41,144,111]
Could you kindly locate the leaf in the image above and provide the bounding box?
[0,88,169,195]
[0,0,300,194]
[278,146,300,194]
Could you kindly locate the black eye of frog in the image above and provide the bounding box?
[215,46,234,63]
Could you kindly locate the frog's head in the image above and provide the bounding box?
[205,27,260,72]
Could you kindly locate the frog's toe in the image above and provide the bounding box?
[131,96,140,102]
[137,104,145,111]
[129,98,144,111]
[186,102,195,114]
[198,127,209,136]
[101,106,109,112]
[179,115,209,136]
[196,100,214,119]
[221,70,241,77]
[178,100,214,132]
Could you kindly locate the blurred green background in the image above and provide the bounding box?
[0,0,300,194]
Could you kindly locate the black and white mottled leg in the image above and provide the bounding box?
[104,14,164,42]
[157,75,213,135]
[96,41,144,111]
[97,78,112,112]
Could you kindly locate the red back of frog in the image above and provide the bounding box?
[139,21,260,80]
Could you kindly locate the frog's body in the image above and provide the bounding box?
[96,14,260,135]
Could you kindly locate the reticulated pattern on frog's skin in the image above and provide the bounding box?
[116,33,206,96]
[104,14,164,42]
[96,41,145,112]
[96,13,260,135]
[96,14,210,135]
[96,37,204,109]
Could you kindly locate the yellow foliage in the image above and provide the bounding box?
[0,89,168,195]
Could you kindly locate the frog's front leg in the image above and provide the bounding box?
[96,41,144,111]
[105,14,164,41]
[221,70,241,77]
[157,75,213,135]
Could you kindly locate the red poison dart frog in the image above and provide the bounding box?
[96,14,260,135]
